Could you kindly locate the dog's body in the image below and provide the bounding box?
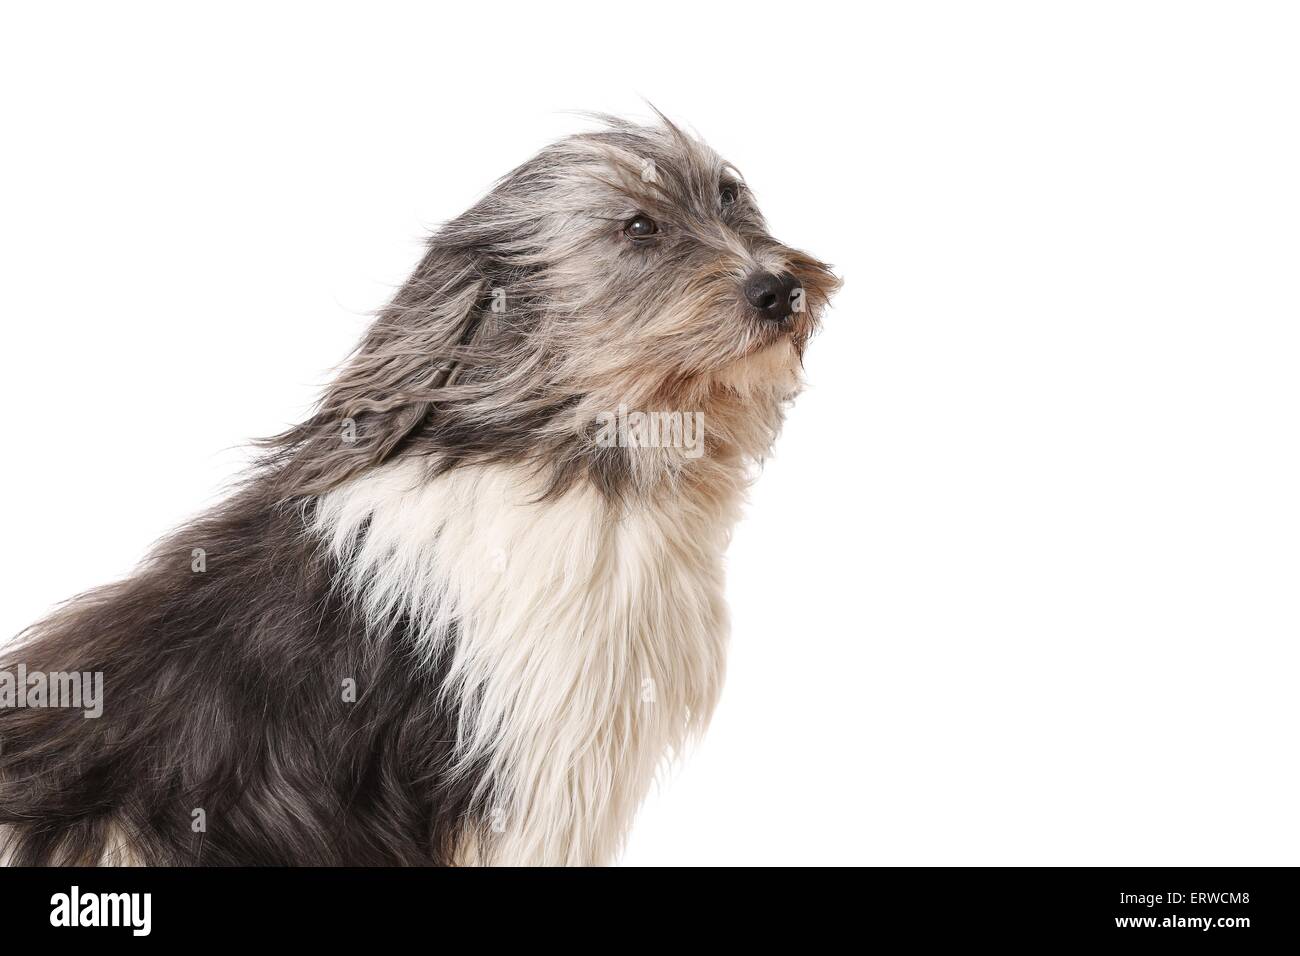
[0,117,837,865]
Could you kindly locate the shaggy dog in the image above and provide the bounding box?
[0,115,839,865]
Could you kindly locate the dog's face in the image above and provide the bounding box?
[271,117,840,499]
[445,119,840,410]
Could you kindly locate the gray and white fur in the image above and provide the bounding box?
[0,114,839,866]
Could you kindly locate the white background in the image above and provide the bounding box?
[2,2,1298,865]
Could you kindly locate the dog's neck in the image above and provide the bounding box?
[311,447,749,864]
[574,336,804,497]
[302,338,802,864]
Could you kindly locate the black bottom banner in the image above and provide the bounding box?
[0,866,1292,944]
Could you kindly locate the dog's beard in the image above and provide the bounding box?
[712,336,804,402]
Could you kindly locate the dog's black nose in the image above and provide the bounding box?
[743,271,799,322]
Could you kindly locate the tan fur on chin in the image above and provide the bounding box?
[713,337,804,403]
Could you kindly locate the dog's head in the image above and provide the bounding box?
[269,116,840,500]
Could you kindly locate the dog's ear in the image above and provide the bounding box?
[259,243,491,500]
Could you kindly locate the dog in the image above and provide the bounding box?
[0,114,839,865]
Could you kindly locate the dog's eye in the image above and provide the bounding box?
[624,215,658,240]
[720,185,739,207]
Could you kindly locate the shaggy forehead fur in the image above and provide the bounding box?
[264,115,840,502]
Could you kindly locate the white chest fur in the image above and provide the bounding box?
[313,458,742,865]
